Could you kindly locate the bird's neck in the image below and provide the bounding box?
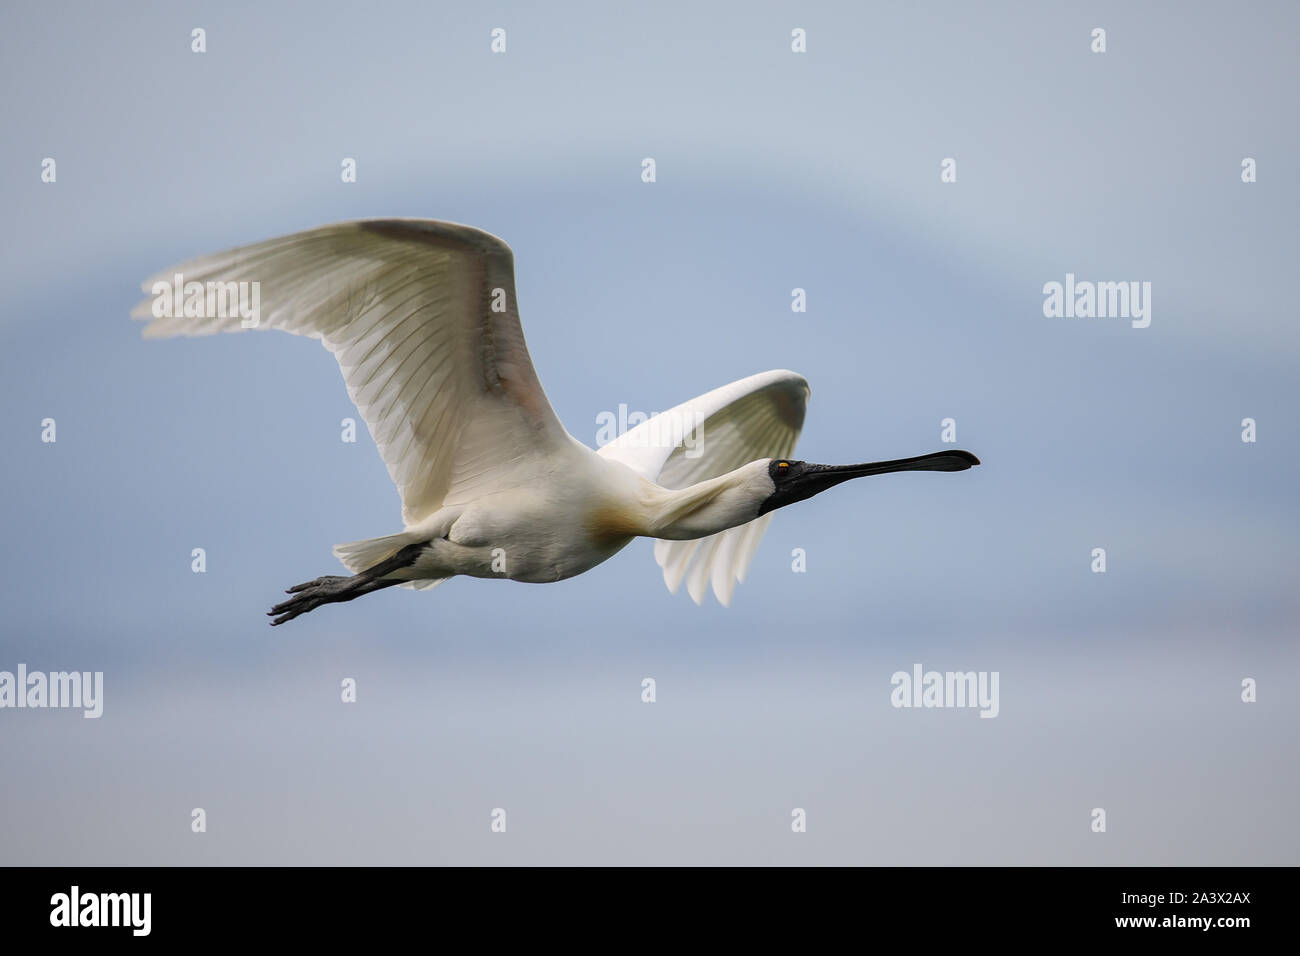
[646,470,767,541]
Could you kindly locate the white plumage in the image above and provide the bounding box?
[132,219,977,624]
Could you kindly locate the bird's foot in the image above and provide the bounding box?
[269,578,348,626]
[284,575,349,594]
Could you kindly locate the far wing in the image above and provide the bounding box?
[598,369,809,606]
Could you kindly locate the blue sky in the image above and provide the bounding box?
[1,0,1296,864]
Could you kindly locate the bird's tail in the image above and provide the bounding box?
[334,531,449,592]
[333,531,420,574]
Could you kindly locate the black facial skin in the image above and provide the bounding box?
[757,450,980,516]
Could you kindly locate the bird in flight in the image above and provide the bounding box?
[132,219,979,624]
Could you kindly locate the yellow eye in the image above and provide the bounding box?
[777,461,789,471]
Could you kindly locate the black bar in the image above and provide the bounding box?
[0,866,1279,941]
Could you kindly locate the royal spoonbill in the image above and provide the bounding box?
[132,219,980,624]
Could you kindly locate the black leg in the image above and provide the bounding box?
[268,542,427,626]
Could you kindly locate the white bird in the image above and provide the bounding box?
[132,219,979,625]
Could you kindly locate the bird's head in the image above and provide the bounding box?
[756,450,980,516]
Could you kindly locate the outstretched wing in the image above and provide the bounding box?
[598,369,809,606]
[132,219,570,526]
